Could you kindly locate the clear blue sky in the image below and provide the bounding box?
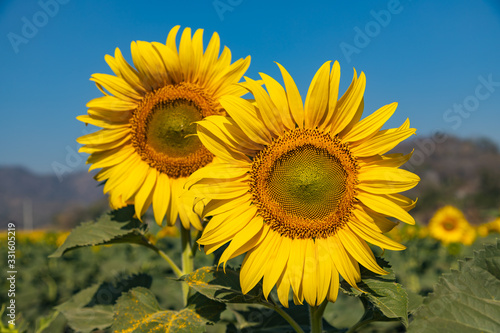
[1,0,500,175]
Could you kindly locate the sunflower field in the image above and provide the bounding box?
[2,25,500,333]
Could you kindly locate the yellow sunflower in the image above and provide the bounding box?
[428,205,470,244]
[77,26,251,229]
[460,225,476,246]
[477,217,500,237]
[188,61,419,306]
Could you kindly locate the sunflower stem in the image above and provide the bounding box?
[345,318,376,333]
[141,235,183,278]
[309,300,328,333]
[190,228,203,258]
[263,297,305,333]
[156,248,183,278]
[181,226,194,306]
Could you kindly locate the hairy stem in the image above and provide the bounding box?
[309,300,328,333]
[181,226,194,306]
[261,296,305,333]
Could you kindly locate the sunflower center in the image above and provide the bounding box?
[131,83,221,178]
[442,219,456,231]
[250,129,359,239]
[146,100,202,157]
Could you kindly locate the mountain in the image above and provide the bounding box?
[0,166,107,229]
[395,135,500,224]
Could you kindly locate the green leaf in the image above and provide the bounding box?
[409,240,500,333]
[50,206,153,258]
[341,257,409,327]
[226,303,337,333]
[60,305,114,332]
[187,292,227,323]
[56,273,152,332]
[112,287,218,333]
[178,266,265,304]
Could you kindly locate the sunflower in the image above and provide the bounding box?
[77,26,251,229]
[477,217,500,237]
[428,205,471,244]
[460,225,476,246]
[188,61,419,306]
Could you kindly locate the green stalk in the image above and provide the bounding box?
[142,235,183,278]
[345,318,376,333]
[309,300,328,333]
[181,226,194,306]
[190,228,203,257]
[156,249,183,277]
[263,296,305,333]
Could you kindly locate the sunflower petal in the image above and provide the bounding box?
[338,227,388,275]
[91,74,143,102]
[263,235,291,299]
[241,77,283,135]
[134,168,157,220]
[276,62,304,128]
[348,221,405,251]
[330,70,365,135]
[302,239,318,305]
[240,230,280,294]
[260,72,296,130]
[153,172,170,225]
[343,102,398,142]
[358,167,420,194]
[358,191,415,225]
[219,95,272,145]
[304,61,331,129]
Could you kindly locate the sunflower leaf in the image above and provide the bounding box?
[409,239,500,333]
[49,206,153,257]
[340,257,409,327]
[56,273,152,333]
[177,266,265,304]
[112,287,222,333]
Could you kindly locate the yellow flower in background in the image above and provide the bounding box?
[428,205,470,244]
[486,218,500,233]
[477,217,500,237]
[460,225,477,246]
[77,26,251,229]
[477,224,489,237]
[188,61,419,306]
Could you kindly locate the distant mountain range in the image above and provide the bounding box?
[0,166,107,229]
[1,135,499,229]
[395,135,500,224]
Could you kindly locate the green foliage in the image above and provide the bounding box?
[340,257,409,328]
[7,203,500,333]
[409,240,500,332]
[112,287,224,333]
[55,273,152,332]
[50,206,153,258]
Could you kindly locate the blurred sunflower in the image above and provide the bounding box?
[428,205,471,244]
[188,61,419,306]
[477,217,500,237]
[460,225,477,246]
[77,26,251,229]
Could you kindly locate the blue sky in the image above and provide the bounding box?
[1,0,500,175]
